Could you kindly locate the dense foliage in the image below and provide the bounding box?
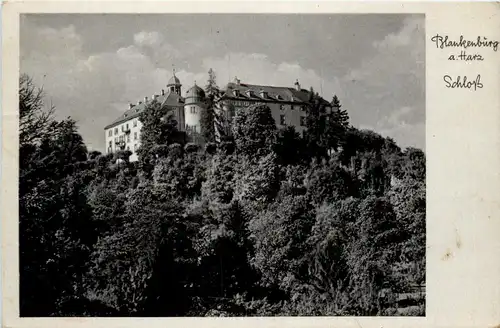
[19,74,425,317]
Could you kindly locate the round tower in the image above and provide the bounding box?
[184,82,206,136]
[167,71,182,95]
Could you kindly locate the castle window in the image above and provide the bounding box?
[114,128,118,135]
[109,141,112,147]
[126,123,129,130]
[108,130,112,137]
[280,115,286,126]
[190,106,197,114]
[300,116,306,127]
[108,147,112,154]
[134,132,138,140]
[127,135,130,143]
[134,144,138,151]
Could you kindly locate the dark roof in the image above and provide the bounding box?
[222,82,316,104]
[104,91,184,130]
[167,75,181,86]
[186,84,205,99]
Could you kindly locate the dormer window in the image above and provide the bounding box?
[260,90,268,98]
[276,94,283,100]
[233,90,240,97]
[246,90,254,98]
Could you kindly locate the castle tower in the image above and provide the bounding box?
[167,70,182,95]
[184,81,206,142]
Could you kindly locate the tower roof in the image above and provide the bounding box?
[167,73,181,86]
[185,83,205,102]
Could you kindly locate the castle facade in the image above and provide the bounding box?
[104,73,332,161]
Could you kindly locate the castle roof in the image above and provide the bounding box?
[185,83,205,102]
[104,91,184,130]
[222,82,322,104]
[167,74,181,86]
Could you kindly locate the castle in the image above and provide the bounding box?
[104,72,333,161]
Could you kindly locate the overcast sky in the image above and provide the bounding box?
[20,14,425,152]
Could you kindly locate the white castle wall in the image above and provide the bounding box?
[104,117,143,162]
[184,103,203,134]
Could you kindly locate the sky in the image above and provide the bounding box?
[20,14,425,152]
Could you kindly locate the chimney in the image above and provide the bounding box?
[144,96,148,103]
[153,94,158,100]
[138,101,142,105]
[161,89,165,96]
[234,76,240,85]
[294,79,301,91]
[129,103,134,109]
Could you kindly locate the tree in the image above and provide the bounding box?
[86,186,190,315]
[248,194,315,293]
[19,76,94,316]
[303,88,329,159]
[324,95,349,152]
[19,74,56,147]
[330,95,349,129]
[205,68,218,97]
[201,154,237,204]
[201,69,219,143]
[213,94,234,143]
[233,153,281,207]
[304,160,358,205]
[272,126,307,165]
[232,104,277,157]
[136,99,183,164]
[399,147,426,182]
[303,92,351,159]
[342,197,402,315]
